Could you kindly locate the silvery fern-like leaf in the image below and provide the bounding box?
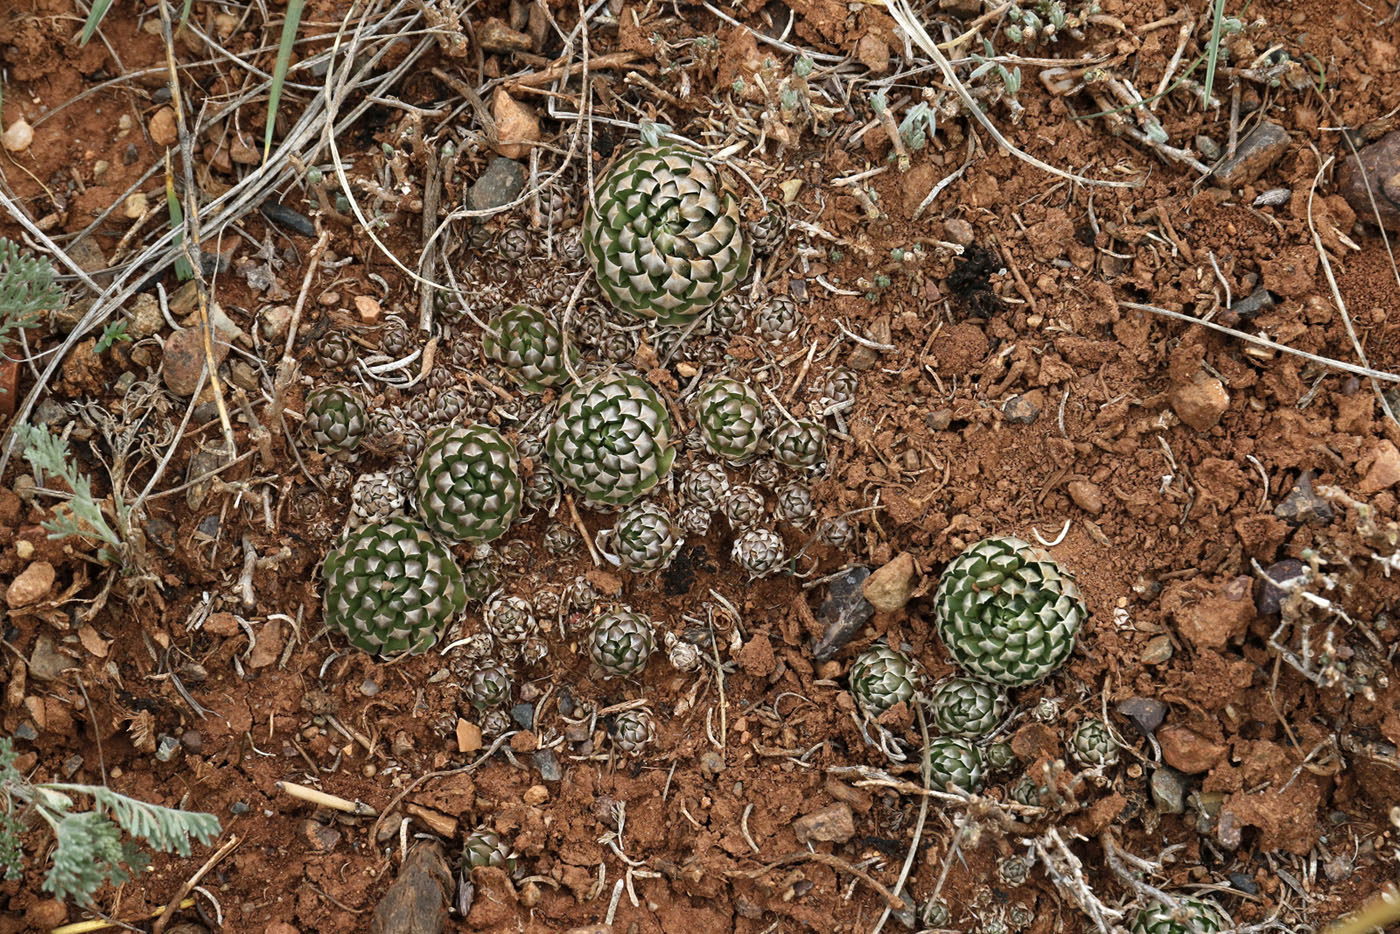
[0,238,63,346]
[89,787,221,857]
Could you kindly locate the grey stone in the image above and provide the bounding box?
[811,566,874,661]
[467,158,527,213]
[1228,871,1258,895]
[155,735,182,762]
[1150,766,1190,814]
[1116,697,1167,735]
[14,722,38,741]
[1230,288,1276,319]
[532,749,562,782]
[1213,122,1290,188]
[28,634,72,681]
[1002,394,1040,424]
[511,703,535,730]
[1274,471,1334,526]
[360,679,380,697]
[1196,134,1222,162]
[1252,188,1291,207]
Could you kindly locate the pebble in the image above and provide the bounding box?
[1213,121,1289,187]
[1169,375,1229,431]
[456,719,482,754]
[359,679,380,696]
[27,634,70,681]
[861,552,917,613]
[162,326,232,396]
[303,819,341,853]
[149,106,179,146]
[925,408,953,431]
[13,722,37,741]
[231,801,250,815]
[24,900,66,929]
[1358,440,1400,493]
[155,734,182,762]
[1273,471,1333,526]
[124,192,149,219]
[523,784,549,805]
[260,304,295,342]
[1230,287,1276,319]
[1140,634,1173,665]
[1252,188,1291,207]
[182,730,204,753]
[1195,134,1222,161]
[943,217,975,246]
[2,118,34,153]
[1157,726,1227,774]
[812,566,874,661]
[491,88,540,159]
[511,703,535,730]
[127,293,164,340]
[1001,394,1040,424]
[793,802,856,844]
[532,749,562,781]
[7,560,55,607]
[1150,766,1190,814]
[1228,871,1258,895]
[557,687,576,718]
[354,295,381,324]
[468,157,527,213]
[1067,480,1103,516]
[476,17,534,52]
[1253,559,1305,617]
[700,751,726,777]
[1337,128,1400,229]
[229,133,259,165]
[1116,697,1167,735]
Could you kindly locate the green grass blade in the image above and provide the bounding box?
[79,0,114,46]
[264,0,307,162]
[178,0,196,30]
[164,171,194,282]
[1202,0,1228,112]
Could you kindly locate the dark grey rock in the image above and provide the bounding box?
[1274,471,1334,526]
[1228,871,1258,894]
[467,158,527,213]
[1254,558,1306,616]
[1230,288,1276,319]
[532,749,562,782]
[511,703,535,730]
[1116,697,1167,735]
[811,566,874,661]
